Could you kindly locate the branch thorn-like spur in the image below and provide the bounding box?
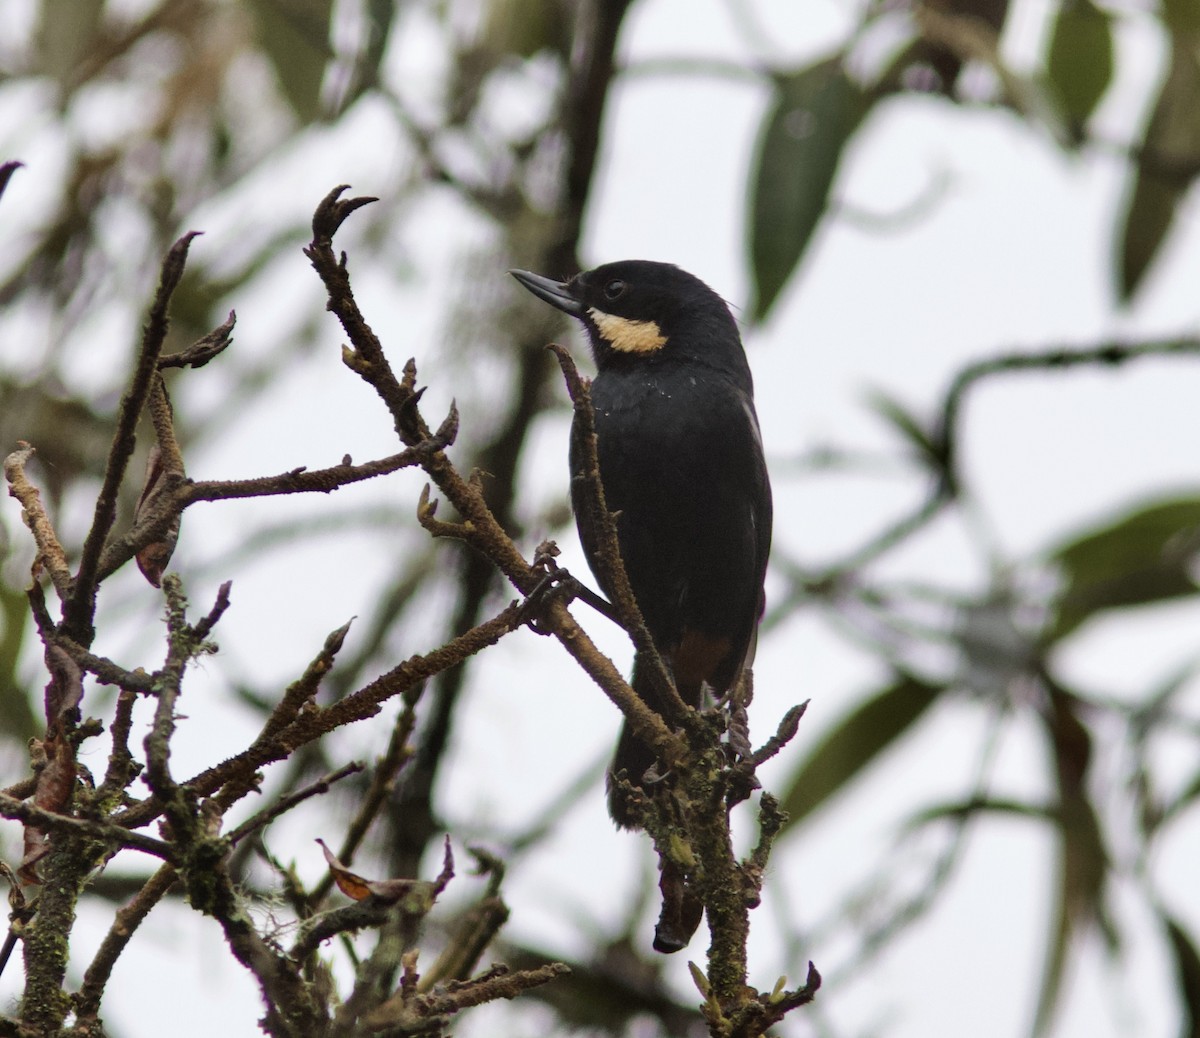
[310,184,378,242]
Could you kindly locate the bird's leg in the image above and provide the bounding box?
[515,540,623,633]
[559,576,621,626]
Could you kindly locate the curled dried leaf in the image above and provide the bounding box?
[134,442,184,587]
[317,838,419,903]
[22,646,84,884]
[18,831,50,886]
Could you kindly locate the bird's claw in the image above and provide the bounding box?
[516,544,620,633]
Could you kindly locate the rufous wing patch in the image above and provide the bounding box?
[588,307,668,353]
[672,630,734,703]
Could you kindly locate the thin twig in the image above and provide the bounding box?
[3,444,73,600]
[51,641,155,693]
[96,689,140,802]
[747,702,809,769]
[191,580,232,643]
[73,864,179,1023]
[185,451,428,502]
[63,232,200,645]
[307,698,420,909]
[937,336,1200,473]
[547,343,685,726]
[413,962,570,1017]
[157,310,236,369]
[113,604,520,831]
[96,448,434,582]
[225,762,364,847]
[142,576,190,803]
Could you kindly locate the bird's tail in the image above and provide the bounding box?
[606,655,678,828]
[606,717,656,828]
[607,656,705,953]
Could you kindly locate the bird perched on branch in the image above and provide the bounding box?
[510,260,772,951]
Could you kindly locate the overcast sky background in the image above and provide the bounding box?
[3,0,1200,1036]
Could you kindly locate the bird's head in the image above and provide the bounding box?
[510,260,744,371]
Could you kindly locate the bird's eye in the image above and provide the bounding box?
[603,279,626,299]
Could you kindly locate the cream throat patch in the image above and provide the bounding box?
[587,307,668,353]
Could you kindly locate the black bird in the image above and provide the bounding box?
[511,261,772,947]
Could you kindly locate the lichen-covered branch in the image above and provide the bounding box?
[0,795,172,862]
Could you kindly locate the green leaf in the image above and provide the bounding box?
[1118,169,1182,304]
[1116,29,1200,301]
[483,0,572,59]
[866,389,945,473]
[1046,0,1114,138]
[363,0,398,74]
[1162,0,1200,35]
[778,673,943,832]
[247,0,335,124]
[1162,766,1200,829]
[0,582,37,746]
[748,57,867,322]
[37,0,105,95]
[1046,495,1200,641]
[1128,659,1200,834]
[341,0,398,106]
[1163,912,1200,1038]
[1033,687,1113,1037]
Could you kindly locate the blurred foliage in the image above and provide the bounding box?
[746,0,1200,317]
[748,56,866,321]
[779,673,943,829]
[1115,17,1200,301]
[1046,0,1113,142]
[1,1,1200,1037]
[1049,496,1200,641]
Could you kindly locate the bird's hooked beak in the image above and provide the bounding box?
[509,269,584,316]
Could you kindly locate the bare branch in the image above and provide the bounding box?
[0,794,173,861]
[746,702,809,770]
[157,310,236,369]
[63,231,201,646]
[52,640,156,694]
[936,336,1200,481]
[113,603,522,832]
[547,344,685,727]
[394,962,571,1022]
[225,762,365,847]
[96,690,141,800]
[3,444,73,601]
[97,448,434,582]
[72,864,179,1026]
